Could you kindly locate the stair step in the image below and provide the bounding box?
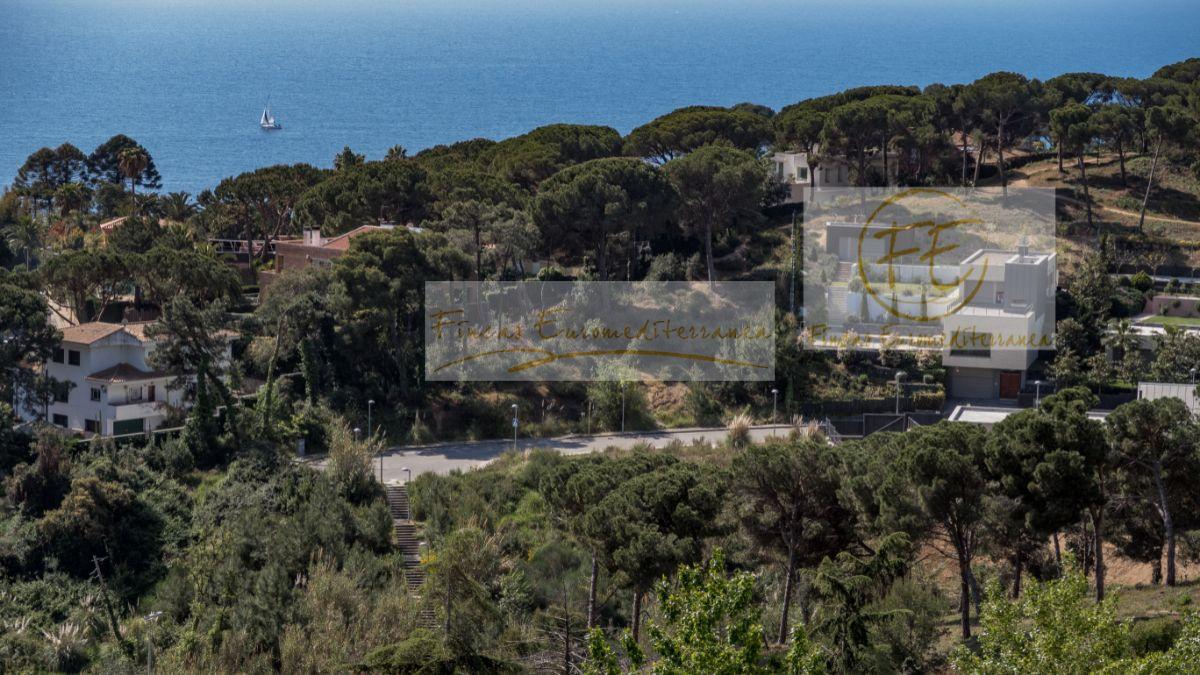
[385,485,428,592]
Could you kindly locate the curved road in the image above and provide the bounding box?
[317,424,794,480]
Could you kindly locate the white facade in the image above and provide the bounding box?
[941,249,1057,399]
[771,149,898,204]
[1137,382,1200,414]
[771,151,853,203]
[33,322,215,436]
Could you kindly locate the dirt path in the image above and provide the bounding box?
[1007,157,1200,227]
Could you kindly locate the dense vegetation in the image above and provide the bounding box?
[2,58,1200,672]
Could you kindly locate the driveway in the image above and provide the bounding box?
[315,424,794,480]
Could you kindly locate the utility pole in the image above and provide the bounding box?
[790,207,798,317]
[91,555,123,643]
[620,382,626,433]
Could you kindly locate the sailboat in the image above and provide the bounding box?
[260,104,282,130]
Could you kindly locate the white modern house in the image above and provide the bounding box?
[941,247,1057,399]
[33,321,229,436]
[771,151,851,203]
[821,242,1056,400]
[771,149,898,204]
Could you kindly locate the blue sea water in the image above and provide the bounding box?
[1,0,1197,194]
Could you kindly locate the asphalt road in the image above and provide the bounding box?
[318,424,794,480]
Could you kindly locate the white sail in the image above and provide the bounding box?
[260,103,281,129]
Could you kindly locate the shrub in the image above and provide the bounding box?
[408,414,434,444]
[1115,195,1142,211]
[645,253,686,281]
[726,413,753,449]
[1112,286,1148,318]
[1129,617,1182,656]
[586,378,652,432]
[326,420,379,504]
[1130,271,1154,292]
[912,389,945,411]
[685,383,725,427]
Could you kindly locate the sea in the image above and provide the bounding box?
[1,0,1197,194]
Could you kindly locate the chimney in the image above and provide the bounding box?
[303,228,322,246]
[1017,235,1029,261]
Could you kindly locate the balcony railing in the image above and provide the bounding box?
[107,400,162,421]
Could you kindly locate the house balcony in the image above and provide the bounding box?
[107,399,163,421]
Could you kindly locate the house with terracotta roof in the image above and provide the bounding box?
[32,321,231,436]
[273,225,395,274]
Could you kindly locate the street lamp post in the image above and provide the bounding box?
[1034,380,1044,407]
[144,610,162,675]
[511,404,519,452]
[894,372,907,415]
[771,388,779,424]
[402,467,411,483]
[368,399,380,481]
[353,427,361,442]
[620,382,626,433]
[1191,368,1197,385]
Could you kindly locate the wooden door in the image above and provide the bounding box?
[999,372,1021,399]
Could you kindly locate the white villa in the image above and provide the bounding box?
[941,247,1057,399]
[821,242,1057,401]
[771,149,898,203]
[31,321,229,436]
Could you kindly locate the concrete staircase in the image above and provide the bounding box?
[828,283,849,324]
[835,261,853,281]
[385,484,426,590]
[386,483,437,627]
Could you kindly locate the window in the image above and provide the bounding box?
[91,387,102,402]
[54,387,69,403]
[67,350,80,366]
[52,414,68,428]
[995,290,1005,305]
[951,330,993,358]
[798,167,808,181]
[950,347,991,358]
[84,419,99,433]
[52,348,64,363]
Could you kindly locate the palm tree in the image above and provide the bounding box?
[131,193,161,219]
[1102,317,1141,384]
[54,183,88,226]
[4,216,45,268]
[160,192,197,223]
[117,147,149,195]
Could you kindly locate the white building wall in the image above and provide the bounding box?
[43,331,181,436]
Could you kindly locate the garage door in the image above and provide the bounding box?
[949,369,994,399]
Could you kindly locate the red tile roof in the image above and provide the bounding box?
[86,362,167,383]
[59,321,154,345]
